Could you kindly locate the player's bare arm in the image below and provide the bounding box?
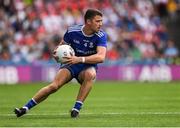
[82,46,106,63]
[64,46,106,64]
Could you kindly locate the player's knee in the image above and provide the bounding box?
[84,70,96,81]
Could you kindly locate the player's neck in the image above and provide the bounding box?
[83,25,94,36]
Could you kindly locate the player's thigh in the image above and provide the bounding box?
[78,67,96,83]
[53,68,72,87]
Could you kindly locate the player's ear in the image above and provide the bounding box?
[87,19,91,25]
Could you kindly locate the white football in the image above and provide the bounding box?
[55,44,75,64]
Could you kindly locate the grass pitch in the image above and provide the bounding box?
[0,81,180,127]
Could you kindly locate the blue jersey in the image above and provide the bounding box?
[61,25,107,82]
[63,25,107,57]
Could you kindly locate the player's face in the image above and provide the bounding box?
[89,15,103,32]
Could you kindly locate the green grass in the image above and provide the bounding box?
[0,81,180,127]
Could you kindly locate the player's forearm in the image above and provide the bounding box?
[80,54,105,64]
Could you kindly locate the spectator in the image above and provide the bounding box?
[165,40,178,57]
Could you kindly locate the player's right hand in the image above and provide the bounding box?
[63,56,82,65]
[52,48,59,62]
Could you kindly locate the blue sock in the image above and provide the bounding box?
[72,101,83,112]
[24,98,37,110]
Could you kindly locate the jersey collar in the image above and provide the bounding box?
[81,25,94,37]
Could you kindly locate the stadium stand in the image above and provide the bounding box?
[0,0,179,65]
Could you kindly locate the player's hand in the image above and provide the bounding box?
[52,47,59,62]
[63,56,82,64]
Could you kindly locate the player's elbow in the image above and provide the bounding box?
[97,48,106,63]
[98,56,105,63]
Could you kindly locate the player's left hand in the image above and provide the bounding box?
[63,56,82,65]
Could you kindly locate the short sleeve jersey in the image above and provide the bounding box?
[63,25,107,57]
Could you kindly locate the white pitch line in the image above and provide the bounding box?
[1,112,180,117]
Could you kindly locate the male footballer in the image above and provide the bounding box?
[14,8,107,118]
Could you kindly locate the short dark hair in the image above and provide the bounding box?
[84,9,103,23]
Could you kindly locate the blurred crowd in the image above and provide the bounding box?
[0,0,180,65]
